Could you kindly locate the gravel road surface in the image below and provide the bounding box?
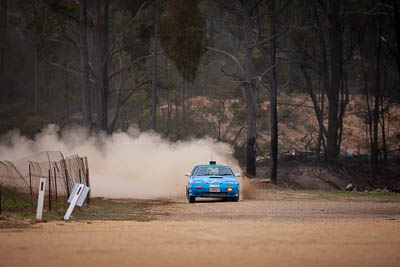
[1,191,399,267]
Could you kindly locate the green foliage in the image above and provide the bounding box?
[118,0,149,15]
[169,88,182,106]
[230,101,246,125]
[120,3,153,60]
[17,0,61,44]
[0,187,34,210]
[158,0,206,83]
[46,0,78,18]
[23,115,49,137]
[253,55,267,74]
[123,23,152,60]
[124,90,152,130]
[233,144,246,166]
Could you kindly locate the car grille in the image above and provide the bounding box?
[203,193,227,197]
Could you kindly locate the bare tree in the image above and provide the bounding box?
[324,0,345,159]
[381,0,400,78]
[268,0,278,184]
[372,18,383,175]
[0,0,7,81]
[79,0,91,130]
[206,0,261,176]
[93,0,110,132]
[151,9,159,131]
[50,0,150,133]
[292,0,349,160]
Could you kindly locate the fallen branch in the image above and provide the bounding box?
[311,169,342,190]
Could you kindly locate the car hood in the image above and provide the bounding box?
[192,176,238,183]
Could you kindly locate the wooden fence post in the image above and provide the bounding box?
[29,163,32,197]
[86,167,90,204]
[48,169,52,210]
[0,186,2,215]
[64,169,70,197]
[54,167,58,201]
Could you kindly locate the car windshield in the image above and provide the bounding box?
[193,166,233,176]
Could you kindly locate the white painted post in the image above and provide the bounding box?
[68,184,81,203]
[64,184,84,221]
[36,178,46,221]
[76,186,90,207]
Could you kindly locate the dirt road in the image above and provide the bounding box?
[1,192,400,267]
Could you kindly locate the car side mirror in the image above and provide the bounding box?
[185,173,191,177]
[235,173,241,177]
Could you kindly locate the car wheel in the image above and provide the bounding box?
[189,196,196,203]
[232,195,239,202]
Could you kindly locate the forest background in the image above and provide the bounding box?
[1,0,399,185]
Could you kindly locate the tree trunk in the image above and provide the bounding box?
[382,69,388,164]
[94,0,109,133]
[314,1,330,157]
[359,42,374,167]
[79,0,92,130]
[245,81,257,177]
[337,74,349,150]
[300,67,328,141]
[366,73,374,168]
[317,84,325,158]
[380,94,387,165]
[109,53,123,133]
[65,75,70,122]
[34,45,39,114]
[0,0,7,79]
[392,0,400,77]
[372,21,382,176]
[165,57,171,136]
[243,4,257,177]
[151,11,158,131]
[325,0,343,159]
[167,89,171,136]
[181,81,185,119]
[269,0,278,184]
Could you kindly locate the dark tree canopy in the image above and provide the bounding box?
[158,0,206,83]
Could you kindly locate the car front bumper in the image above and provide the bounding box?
[188,187,239,198]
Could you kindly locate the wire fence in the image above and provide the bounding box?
[0,151,90,213]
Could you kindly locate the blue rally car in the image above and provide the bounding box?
[185,161,240,203]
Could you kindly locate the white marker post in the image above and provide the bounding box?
[64,184,84,221]
[76,186,90,207]
[36,178,46,221]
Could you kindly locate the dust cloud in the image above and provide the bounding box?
[0,125,241,199]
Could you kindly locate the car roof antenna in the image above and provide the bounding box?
[210,154,216,165]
